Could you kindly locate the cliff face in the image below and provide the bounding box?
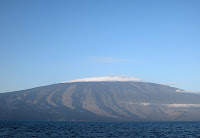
[1,81,200,121]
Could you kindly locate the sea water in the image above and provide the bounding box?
[1,121,200,137]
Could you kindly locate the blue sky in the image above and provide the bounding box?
[0,0,200,93]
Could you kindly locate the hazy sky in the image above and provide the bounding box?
[0,0,200,93]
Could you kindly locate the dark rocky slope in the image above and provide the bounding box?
[1,82,200,121]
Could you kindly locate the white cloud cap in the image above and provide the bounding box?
[62,75,143,83]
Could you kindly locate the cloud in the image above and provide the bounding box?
[167,104,200,108]
[62,75,143,83]
[93,56,128,63]
[125,102,200,108]
[176,89,200,93]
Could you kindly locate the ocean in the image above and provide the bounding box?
[1,121,200,137]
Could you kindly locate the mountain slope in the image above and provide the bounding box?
[1,81,200,121]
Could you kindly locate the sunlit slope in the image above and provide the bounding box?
[1,82,200,121]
